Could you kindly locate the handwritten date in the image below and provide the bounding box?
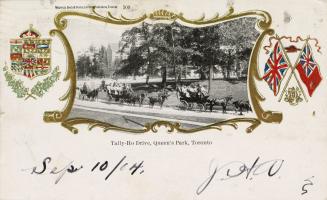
[22,156,144,184]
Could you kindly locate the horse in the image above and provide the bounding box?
[86,89,99,101]
[148,90,170,108]
[107,90,119,102]
[124,93,146,107]
[137,93,146,106]
[232,100,252,115]
[79,82,99,101]
[211,96,233,113]
[206,96,232,113]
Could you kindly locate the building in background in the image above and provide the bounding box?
[104,44,113,77]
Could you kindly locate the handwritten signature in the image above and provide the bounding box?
[196,156,284,195]
[22,156,144,184]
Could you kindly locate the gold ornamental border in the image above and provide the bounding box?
[43,6,282,134]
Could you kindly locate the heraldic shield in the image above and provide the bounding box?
[10,24,51,79]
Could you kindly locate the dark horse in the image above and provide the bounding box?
[80,84,98,101]
[232,100,252,115]
[148,90,170,108]
[208,96,233,113]
[124,92,146,106]
[86,89,99,101]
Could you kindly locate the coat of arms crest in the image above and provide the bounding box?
[284,87,303,106]
[10,24,51,79]
[3,24,60,100]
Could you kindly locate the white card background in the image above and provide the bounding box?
[1,0,327,200]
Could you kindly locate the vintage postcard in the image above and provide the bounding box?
[0,0,326,199]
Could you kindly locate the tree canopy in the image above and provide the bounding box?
[76,17,259,89]
[115,18,259,85]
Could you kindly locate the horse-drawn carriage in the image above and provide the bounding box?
[107,88,145,106]
[176,84,239,113]
[105,82,145,106]
[77,80,252,114]
[177,86,210,111]
[77,81,168,108]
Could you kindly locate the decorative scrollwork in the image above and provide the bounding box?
[149,9,179,20]
[49,29,76,120]
[57,118,261,134]
[54,6,147,31]
[44,111,63,122]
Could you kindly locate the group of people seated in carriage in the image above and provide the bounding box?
[105,81,133,96]
[178,83,209,101]
[79,80,143,105]
[79,80,133,100]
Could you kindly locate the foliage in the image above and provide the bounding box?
[3,66,60,99]
[116,18,259,83]
[4,69,29,98]
[30,67,61,97]
[76,45,109,78]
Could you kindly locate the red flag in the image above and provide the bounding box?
[296,43,322,97]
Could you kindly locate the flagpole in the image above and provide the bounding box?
[278,40,308,102]
[293,70,308,102]
[291,39,310,102]
[277,40,294,102]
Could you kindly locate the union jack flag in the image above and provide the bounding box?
[296,42,322,97]
[263,41,289,96]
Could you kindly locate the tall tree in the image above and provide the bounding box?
[76,54,91,78]
[118,22,157,84]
